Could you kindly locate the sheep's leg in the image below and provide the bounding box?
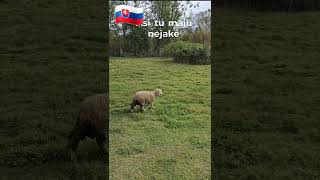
[67,135,80,162]
[147,103,152,109]
[96,134,107,155]
[67,122,89,161]
[141,106,149,111]
[67,127,82,151]
[130,102,135,110]
[142,104,151,111]
[139,104,145,111]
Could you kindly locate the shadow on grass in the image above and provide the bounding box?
[111,106,147,116]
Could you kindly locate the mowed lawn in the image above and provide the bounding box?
[109,57,211,179]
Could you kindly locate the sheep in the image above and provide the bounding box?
[130,89,162,111]
[67,93,108,160]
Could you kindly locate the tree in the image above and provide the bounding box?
[149,1,193,55]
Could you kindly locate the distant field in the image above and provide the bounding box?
[213,8,320,179]
[109,57,211,179]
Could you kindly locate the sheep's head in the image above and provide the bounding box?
[154,89,162,97]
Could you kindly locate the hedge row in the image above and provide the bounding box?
[162,41,211,65]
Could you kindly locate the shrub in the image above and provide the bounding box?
[162,41,210,65]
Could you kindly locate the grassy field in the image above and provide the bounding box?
[213,8,320,179]
[3,0,320,179]
[109,57,211,179]
[1,0,107,179]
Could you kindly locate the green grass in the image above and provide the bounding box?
[3,1,320,179]
[213,8,320,179]
[109,57,211,179]
[1,0,107,179]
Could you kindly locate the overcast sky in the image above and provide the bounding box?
[192,1,211,14]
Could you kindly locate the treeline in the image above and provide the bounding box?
[109,1,211,58]
[215,0,320,11]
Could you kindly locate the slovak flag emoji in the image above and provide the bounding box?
[115,5,144,25]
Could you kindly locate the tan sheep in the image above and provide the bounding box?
[67,93,108,160]
[130,89,162,111]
